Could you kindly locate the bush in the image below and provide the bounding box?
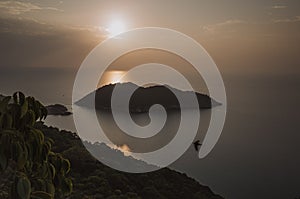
[0,92,72,199]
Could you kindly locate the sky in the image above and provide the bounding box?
[0,0,299,75]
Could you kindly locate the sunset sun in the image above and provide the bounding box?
[106,20,126,37]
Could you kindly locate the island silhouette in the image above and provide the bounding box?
[76,82,221,113]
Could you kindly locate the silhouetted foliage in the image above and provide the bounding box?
[0,92,72,199]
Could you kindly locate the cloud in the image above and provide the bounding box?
[0,16,106,37]
[216,19,247,26]
[200,17,300,42]
[273,16,300,23]
[202,16,300,35]
[272,5,287,9]
[202,19,247,33]
[0,17,105,68]
[202,14,300,35]
[0,0,62,15]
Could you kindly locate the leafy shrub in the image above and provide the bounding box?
[0,92,72,199]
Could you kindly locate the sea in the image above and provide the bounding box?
[1,67,300,199]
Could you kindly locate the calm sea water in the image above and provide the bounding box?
[1,67,300,199]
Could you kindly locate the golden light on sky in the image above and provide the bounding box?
[106,70,126,84]
[106,20,126,37]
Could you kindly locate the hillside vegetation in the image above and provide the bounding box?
[39,123,223,199]
[0,92,223,199]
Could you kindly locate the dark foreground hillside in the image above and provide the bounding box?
[37,122,223,199]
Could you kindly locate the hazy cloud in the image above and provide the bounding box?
[0,17,104,68]
[202,19,247,33]
[210,19,247,27]
[272,5,287,9]
[273,16,300,23]
[0,0,62,15]
[199,17,300,44]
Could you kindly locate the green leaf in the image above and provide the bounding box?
[25,142,33,161]
[20,99,28,118]
[12,92,25,105]
[44,140,52,152]
[26,97,34,109]
[18,92,25,105]
[61,178,73,195]
[33,101,42,120]
[12,142,22,163]
[17,176,31,199]
[3,114,13,128]
[53,155,62,172]
[41,162,48,178]
[13,92,18,104]
[49,163,56,179]
[0,131,11,151]
[0,96,11,112]
[17,145,28,170]
[30,129,44,146]
[26,110,36,126]
[61,159,71,174]
[0,148,7,170]
[31,191,53,199]
[46,182,55,196]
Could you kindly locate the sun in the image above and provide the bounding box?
[106,20,126,37]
